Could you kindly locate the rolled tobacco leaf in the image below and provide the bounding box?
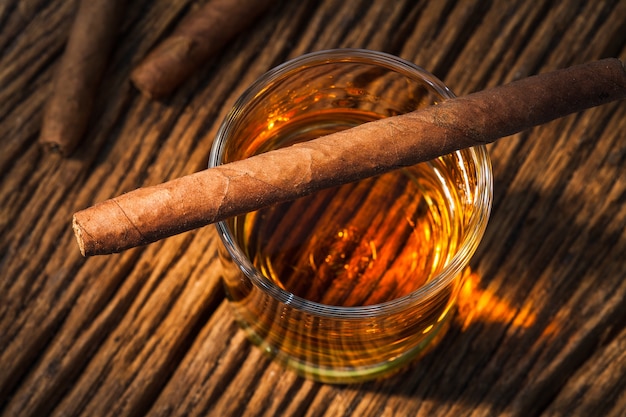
[39,0,123,156]
[73,58,626,256]
[130,0,273,98]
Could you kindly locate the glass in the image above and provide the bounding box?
[209,49,492,383]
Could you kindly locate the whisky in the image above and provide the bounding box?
[213,51,491,382]
[228,109,470,307]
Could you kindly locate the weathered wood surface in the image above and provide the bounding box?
[1,0,625,416]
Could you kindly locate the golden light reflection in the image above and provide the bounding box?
[369,241,377,260]
[456,270,537,331]
[266,114,291,131]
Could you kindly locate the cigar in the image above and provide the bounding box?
[39,0,123,156]
[130,0,273,98]
[73,59,626,256]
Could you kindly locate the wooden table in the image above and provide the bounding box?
[2,1,625,415]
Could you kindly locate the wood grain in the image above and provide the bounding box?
[1,0,625,416]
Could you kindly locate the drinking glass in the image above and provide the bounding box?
[209,49,492,383]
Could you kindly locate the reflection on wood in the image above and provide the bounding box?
[457,270,538,331]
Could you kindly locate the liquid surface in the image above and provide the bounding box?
[230,109,469,306]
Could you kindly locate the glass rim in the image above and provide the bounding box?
[209,48,492,318]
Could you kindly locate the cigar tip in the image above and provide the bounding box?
[72,214,87,257]
[129,69,156,99]
[39,139,74,157]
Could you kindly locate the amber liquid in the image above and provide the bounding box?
[230,109,471,307]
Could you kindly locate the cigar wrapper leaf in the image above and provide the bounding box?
[74,58,626,256]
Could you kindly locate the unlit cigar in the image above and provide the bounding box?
[73,59,626,256]
[39,0,123,155]
[131,0,273,98]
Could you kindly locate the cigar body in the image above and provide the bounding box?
[73,59,626,256]
[39,0,123,155]
[131,0,273,98]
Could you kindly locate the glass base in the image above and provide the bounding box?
[231,305,453,384]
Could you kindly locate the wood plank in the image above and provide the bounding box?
[0,0,625,416]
